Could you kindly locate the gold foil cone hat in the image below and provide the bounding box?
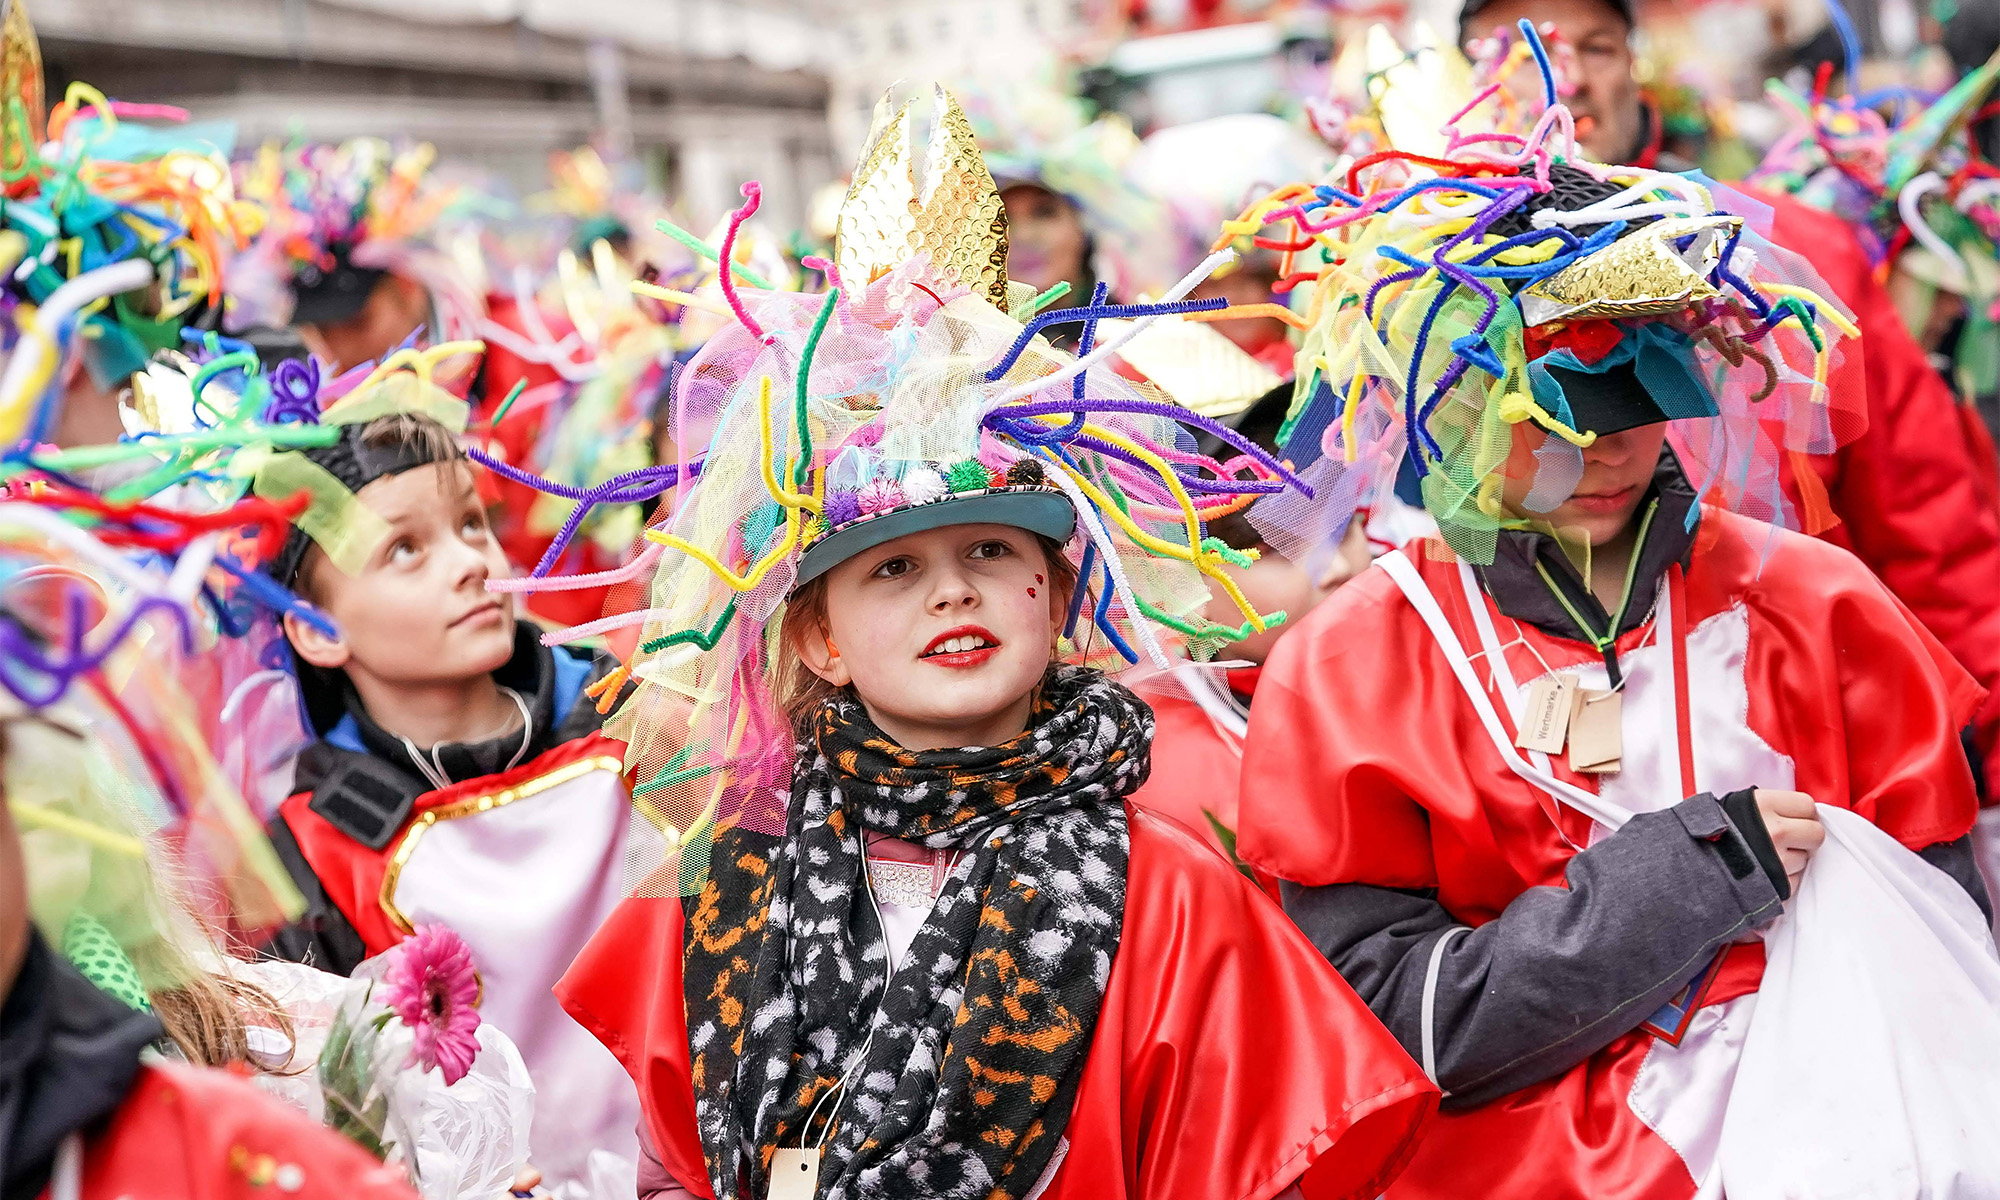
[1519,214,1741,325]
[0,0,43,176]
[835,85,1010,309]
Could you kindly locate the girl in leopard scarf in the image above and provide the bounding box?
[551,87,1436,1200]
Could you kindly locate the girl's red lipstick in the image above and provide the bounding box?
[921,624,1002,669]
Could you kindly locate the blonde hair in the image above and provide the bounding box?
[152,967,297,1071]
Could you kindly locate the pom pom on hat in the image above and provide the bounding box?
[825,489,863,528]
[946,459,990,493]
[902,466,948,503]
[1006,458,1047,487]
[857,478,904,514]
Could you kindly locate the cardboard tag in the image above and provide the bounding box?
[768,1148,820,1200]
[1515,674,1577,753]
[1567,688,1623,773]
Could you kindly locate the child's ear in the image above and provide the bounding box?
[793,623,852,688]
[283,609,352,671]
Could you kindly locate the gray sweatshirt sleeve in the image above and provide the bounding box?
[1280,792,1784,1109]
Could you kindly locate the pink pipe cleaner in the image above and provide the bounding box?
[800,255,851,325]
[489,543,663,594]
[719,182,772,345]
[540,606,673,646]
[75,101,191,124]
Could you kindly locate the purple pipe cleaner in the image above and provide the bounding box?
[0,590,195,712]
[263,357,324,424]
[983,295,1229,382]
[986,396,1310,491]
[464,447,699,576]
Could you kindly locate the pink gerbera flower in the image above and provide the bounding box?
[380,924,481,1085]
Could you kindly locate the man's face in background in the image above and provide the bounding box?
[1465,0,1644,163]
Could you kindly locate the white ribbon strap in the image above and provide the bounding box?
[1377,550,1633,830]
[1421,924,1471,1087]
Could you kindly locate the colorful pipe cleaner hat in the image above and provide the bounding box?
[0,493,306,1004]
[229,137,485,347]
[0,0,260,446]
[494,86,1308,896]
[1231,23,1862,573]
[1747,35,2000,401]
[500,236,684,578]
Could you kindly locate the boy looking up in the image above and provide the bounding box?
[256,396,644,1194]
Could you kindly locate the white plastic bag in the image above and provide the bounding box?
[1718,804,2000,1199]
[398,1023,538,1200]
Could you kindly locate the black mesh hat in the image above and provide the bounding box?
[1484,161,1658,242]
[290,241,386,327]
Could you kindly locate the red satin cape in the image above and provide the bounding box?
[557,802,1439,1200]
[1238,510,1981,1200]
[45,1063,416,1200]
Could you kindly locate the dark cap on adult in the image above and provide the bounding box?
[1458,0,1633,44]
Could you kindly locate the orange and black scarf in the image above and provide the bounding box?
[682,665,1149,1200]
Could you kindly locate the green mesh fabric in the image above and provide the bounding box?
[62,910,151,1011]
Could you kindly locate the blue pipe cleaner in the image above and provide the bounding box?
[212,550,339,640]
[1519,19,1560,110]
[1074,281,1109,405]
[1064,540,1096,639]
[1091,552,1138,664]
[983,296,1229,382]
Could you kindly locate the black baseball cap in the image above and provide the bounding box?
[1459,0,1634,45]
[1538,359,1669,438]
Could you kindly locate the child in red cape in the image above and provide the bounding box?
[553,86,1436,1200]
[1233,135,1988,1199]
[0,730,415,1200]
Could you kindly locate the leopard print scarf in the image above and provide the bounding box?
[682,665,1148,1200]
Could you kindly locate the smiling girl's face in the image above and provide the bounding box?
[793,523,1068,751]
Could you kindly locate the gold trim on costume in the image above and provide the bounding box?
[378,755,627,935]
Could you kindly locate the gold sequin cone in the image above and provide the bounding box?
[1519,214,1741,325]
[834,87,1010,309]
[1,0,43,177]
[835,93,916,291]
[916,85,1009,309]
